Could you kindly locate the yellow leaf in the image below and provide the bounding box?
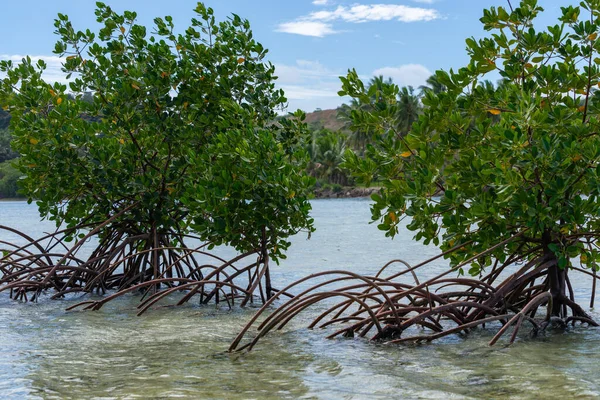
[27,164,36,168]
[578,105,586,112]
[577,89,587,95]
[237,57,245,64]
[488,109,501,115]
[119,138,125,145]
[400,151,412,158]
[589,33,598,41]
[176,44,183,51]
[56,97,62,105]
[29,138,39,145]
[66,55,77,61]
[120,26,125,34]
[161,71,169,78]
[581,254,588,263]
[1,105,8,111]
[167,186,175,194]
[524,63,533,69]
[388,211,397,223]
[288,191,296,199]
[560,226,569,234]
[183,102,189,109]
[49,89,56,97]
[131,83,140,90]
[572,154,582,162]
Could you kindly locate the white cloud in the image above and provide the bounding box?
[277,3,441,37]
[274,60,346,112]
[281,85,339,100]
[308,4,440,23]
[412,0,437,4]
[276,21,337,37]
[312,0,331,5]
[0,55,68,84]
[275,59,338,84]
[372,64,431,88]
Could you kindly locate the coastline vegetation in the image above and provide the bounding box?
[0,2,313,305]
[232,0,600,350]
[2,0,600,353]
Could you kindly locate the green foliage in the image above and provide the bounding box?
[0,128,18,163]
[0,2,314,258]
[342,0,600,272]
[307,128,351,186]
[336,74,423,168]
[0,160,22,198]
[0,110,10,130]
[189,111,315,258]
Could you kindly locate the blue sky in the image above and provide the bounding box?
[1,0,574,112]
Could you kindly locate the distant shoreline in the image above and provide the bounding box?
[313,186,380,199]
[0,189,381,202]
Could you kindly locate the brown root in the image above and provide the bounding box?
[230,234,599,352]
[0,223,273,310]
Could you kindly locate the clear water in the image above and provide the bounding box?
[1,199,599,399]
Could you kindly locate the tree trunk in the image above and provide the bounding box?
[261,227,272,300]
[548,261,566,317]
[543,229,566,317]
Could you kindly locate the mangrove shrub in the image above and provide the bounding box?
[0,2,313,304]
[343,0,600,318]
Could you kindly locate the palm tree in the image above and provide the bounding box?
[419,74,447,95]
[368,75,394,103]
[338,75,423,150]
[396,86,421,137]
[337,99,373,156]
[307,129,349,185]
[336,102,356,132]
[317,132,348,185]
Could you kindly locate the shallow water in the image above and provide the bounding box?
[1,199,599,399]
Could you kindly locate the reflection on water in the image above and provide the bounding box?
[1,199,600,399]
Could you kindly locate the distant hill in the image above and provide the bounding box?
[303,108,347,132]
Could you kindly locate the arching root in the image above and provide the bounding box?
[0,224,273,310]
[230,236,599,352]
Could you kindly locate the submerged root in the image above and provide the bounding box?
[0,224,273,310]
[230,235,599,352]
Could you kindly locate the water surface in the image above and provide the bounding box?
[1,199,599,399]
